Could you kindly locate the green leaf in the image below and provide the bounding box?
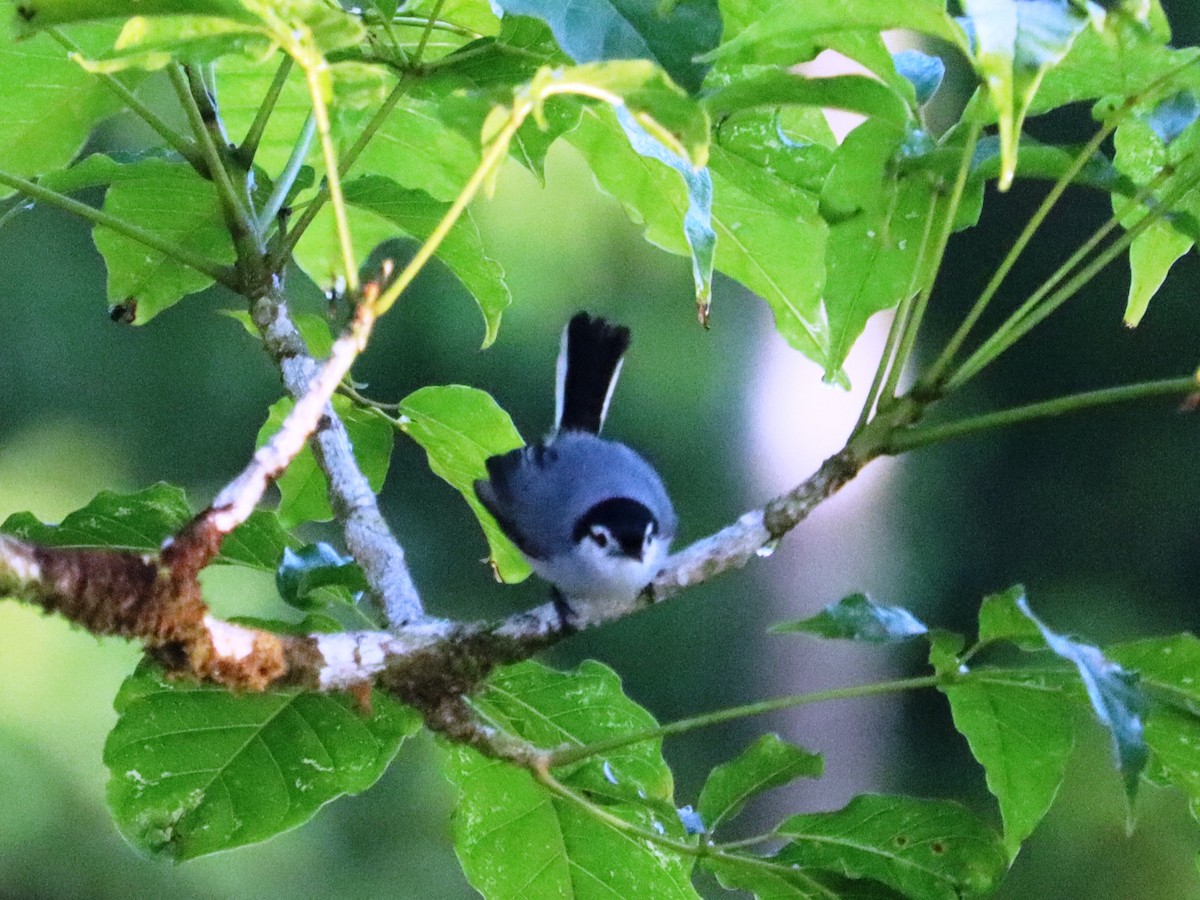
[773,593,928,643]
[0,483,293,570]
[255,395,394,529]
[0,20,135,190]
[1123,218,1192,327]
[1105,636,1200,818]
[71,15,271,72]
[942,671,1076,856]
[775,794,1008,900]
[1025,11,1185,117]
[213,509,298,571]
[960,0,1092,190]
[294,175,510,348]
[704,852,847,899]
[494,0,722,94]
[1146,90,1200,145]
[0,483,190,550]
[1016,596,1148,803]
[350,92,482,203]
[445,660,698,899]
[105,661,419,859]
[704,71,911,126]
[615,104,715,313]
[710,0,966,69]
[275,543,368,610]
[697,734,823,832]
[820,119,939,379]
[928,629,968,676]
[976,584,1044,648]
[88,158,236,322]
[395,385,529,583]
[571,105,830,366]
[216,52,315,175]
[16,0,366,55]
[1112,107,1200,326]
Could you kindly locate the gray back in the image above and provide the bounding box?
[479,432,676,560]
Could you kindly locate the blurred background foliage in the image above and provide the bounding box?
[2,3,1200,898]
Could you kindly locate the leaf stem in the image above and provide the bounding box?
[888,375,1198,452]
[390,15,482,39]
[46,28,204,172]
[258,112,315,232]
[168,63,260,257]
[947,165,1200,390]
[276,76,410,263]
[300,61,359,291]
[549,675,940,768]
[921,117,1124,391]
[850,187,940,437]
[371,100,529,315]
[237,53,294,168]
[879,117,981,403]
[413,0,447,66]
[0,168,236,287]
[532,767,699,856]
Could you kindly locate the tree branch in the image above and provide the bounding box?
[248,278,425,626]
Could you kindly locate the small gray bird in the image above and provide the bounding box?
[474,313,676,610]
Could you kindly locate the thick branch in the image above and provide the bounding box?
[249,280,424,625]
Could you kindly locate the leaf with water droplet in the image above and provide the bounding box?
[772,593,928,643]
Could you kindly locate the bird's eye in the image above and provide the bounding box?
[589,525,610,548]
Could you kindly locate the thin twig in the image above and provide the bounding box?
[0,168,236,287]
[879,117,981,403]
[258,112,315,231]
[47,28,205,171]
[888,376,1199,452]
[237,54,295,167]
[300,57,360,291]
[947,167,1181,389]
[276,74,411,262]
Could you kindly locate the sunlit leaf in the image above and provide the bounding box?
[942,671,1076,856]
[445,660,698,898]
[105,661,419,859]
[975,584,1044,648]
[15,0,366,55]
[294,175,511,347]
[395,385,529,583]
[709,0,967,69]
[494,0,722,93]
[0,20,135,191]
[572,104,830,365]
[704,70,911,126]
[960,0,1091,190]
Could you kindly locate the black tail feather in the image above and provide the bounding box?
[556,312,631,434]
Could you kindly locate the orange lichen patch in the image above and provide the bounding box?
[191,616,289,691]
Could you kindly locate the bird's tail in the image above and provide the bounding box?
[554,312,631,434]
